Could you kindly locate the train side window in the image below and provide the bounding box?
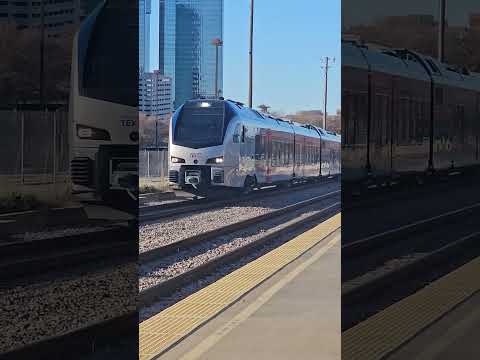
[284,143,288,164]
[409,100,416,142]
[345,93,355,145]
[356,93,368,145]
[255,134,265,160]
[457,105,465,144]
[272,141,278,166]
[233,124,241,143]
[435,88,444,105]
[241,125,246,143]
[398,98,408,144]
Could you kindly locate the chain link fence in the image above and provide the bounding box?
[139,148,169,178]
[0,107,69,185]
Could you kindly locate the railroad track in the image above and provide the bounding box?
[342,201,480,329]
[139,176,339,222]
[1,312,137,360]
[139,192,340,309]
[342,170,480,212]
[0,225,137,284]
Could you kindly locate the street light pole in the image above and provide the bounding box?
[248,0,254,108]
[211,38,223,98]
[438,0,446,62]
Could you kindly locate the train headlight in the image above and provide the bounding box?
[206,156,224,164]
[76,124,111,141]
[171,156,185,163]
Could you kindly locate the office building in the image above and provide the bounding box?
[139,0,152,73]
[159,0,223,108]
[0,0,102,37]
[139,71,173,118]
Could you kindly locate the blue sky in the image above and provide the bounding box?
[149,0,340,114]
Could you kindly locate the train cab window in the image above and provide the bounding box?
[241,125,246,143]
[173,101,228,149]
[80,2,138,107]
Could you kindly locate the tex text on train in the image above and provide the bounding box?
[168,99,341,194]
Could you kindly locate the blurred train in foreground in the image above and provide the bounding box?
[168,99,340,193]
[343,39,480,185]
[70,0,138,202]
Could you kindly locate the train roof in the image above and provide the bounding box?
[179,99,341,141]
[342,40,480,91]
[224,99,340,139]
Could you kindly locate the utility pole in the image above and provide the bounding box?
[211,38,223,98]
[321,57,335,130]
[248,0,254,108]
[40,0,45,107]
[438,0,446,62]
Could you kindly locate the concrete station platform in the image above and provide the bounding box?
[140,214,341,360]
[389,291,480,359]
[343,256,480,360]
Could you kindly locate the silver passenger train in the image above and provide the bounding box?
[168,99,340,193]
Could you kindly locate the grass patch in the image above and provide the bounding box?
[140,177,169,194]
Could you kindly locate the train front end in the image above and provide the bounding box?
[168,100,232,193]
[70,1,138,203]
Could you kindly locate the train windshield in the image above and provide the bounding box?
[79,1,138,107]
[173,101,228,148]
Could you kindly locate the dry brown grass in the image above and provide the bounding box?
[139,177,169,194]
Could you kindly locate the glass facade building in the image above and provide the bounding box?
[159,0,223,109]
[139,0,152,73]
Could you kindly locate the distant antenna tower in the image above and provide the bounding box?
[258,104,270,113]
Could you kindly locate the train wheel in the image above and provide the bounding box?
[242,175,257,195]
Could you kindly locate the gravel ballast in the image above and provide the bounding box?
[139,213,340,321]
[0,263,137,355]
[139,198,339,292]
[140,183,339,253]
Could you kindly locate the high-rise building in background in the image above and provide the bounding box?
[139,71,173,118]
[0,0,103,37]
[139,0,152,73]
[159,0,223,109]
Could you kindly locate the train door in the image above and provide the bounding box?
[265,130,272,183]
[297,136,305,177]
[371,87,392,179]
[254,128,267,183]
[229,122,243,187]
[239,124,255,180]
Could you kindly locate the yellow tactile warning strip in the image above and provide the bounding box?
[139,213,341,360]
[343,255,480,360]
